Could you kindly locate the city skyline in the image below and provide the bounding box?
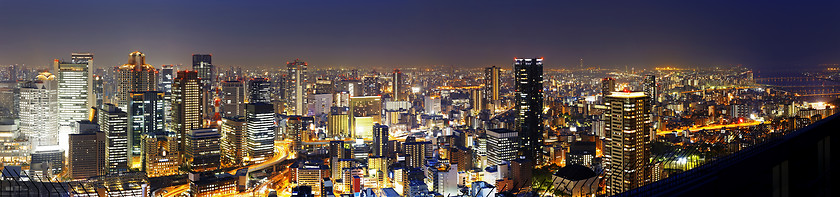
[2,1,840,70]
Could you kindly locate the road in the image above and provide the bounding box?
[657,120,763,135]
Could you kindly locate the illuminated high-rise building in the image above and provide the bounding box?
[19,72,59,149]
[143,132,180,177]
[513,57,543,162]
[98,103,129,173]
[392,69,405,101]
[404,137,430,169]
[221,79,246,117]
[349,96,381,138]
[193,54,215,119]
[372,123,389,157]
[484,66,500,111]
[245,103,274,164]
[643,75,656,106]
[159,65,175,129]
[247,77,271,104]
[186,128,221,172]
[284,116,309,152]
[116,51,157,109]
[93,75,104,109]
[601,77,615,97]
[55,53,93,130]
[486,128,518,166]
[285,59,308,115]
[68,129,106,180]
[192,54,213,89]
[172,71,203,154]
[363,76,381,96]
[604,91,652,195]
[220,116,246,167]
[127,91,165,169]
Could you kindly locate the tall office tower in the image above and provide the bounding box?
[173,71,203,154]
[220,116,246,167]
[285,116,306,152]
[484,66,500,111]
[392,69,405,101]
[513,57,544,162]
[99,103,129,173]
[372,123,389,157]
[601,77,616,96]
[159,65,174,129]
[470,89,484,115]
[71,53,94,105]
[19,72,59,148]
[68,130,106,179]
[363,76,381,96]
[192,54,213,88]
[221,80,246,117]
[314,79,334,94]
[404,138,430,168]
[193,54,215,120]
[143,132,180,177]
[643,75,656,105]
[368,156,388,188]
[127,91,166,169]
[55,55,93,129]
[285,59,308,115]
[328,107,350,138]
[349,96,382,138]
[116,51,157,109]
[245,103,274,164]
[247,77,271,104]
[486,129,519,166]
[328,140,350,159]
[604,91,652,195]
[336,79,363,97]
[93,75,104,108]
[186,128,221,172]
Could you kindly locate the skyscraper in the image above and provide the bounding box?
[93,75,104,109]
[185,128,221,172]
[159,65,175,129]
[372,123,389,157]
[172,71,203,154]
[127,91,166,169]
[486,128,519,166]
[247,77,271,104]
[513,57,543,162]
[221,79,246,117]
[349,96,381,138]
[68,130,106,179]
[601,77,616,96]
[285,59,308,115]
[604,91,652,195]
[363,76,381,96]
[19,72,59,148]
[220,116,246,167]
[392,69,405,101]
[484,66,500,111]
[643,75,656,106]
[192,54,213,89]
[245,103,274,164]
[116,51,157,109]
[284,116,309,152]
[143,131,180,177]
[193,54,215,120]
[55,54,93,130]
[98,103,129,173]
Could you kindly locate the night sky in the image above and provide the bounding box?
[1,0,839,71]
